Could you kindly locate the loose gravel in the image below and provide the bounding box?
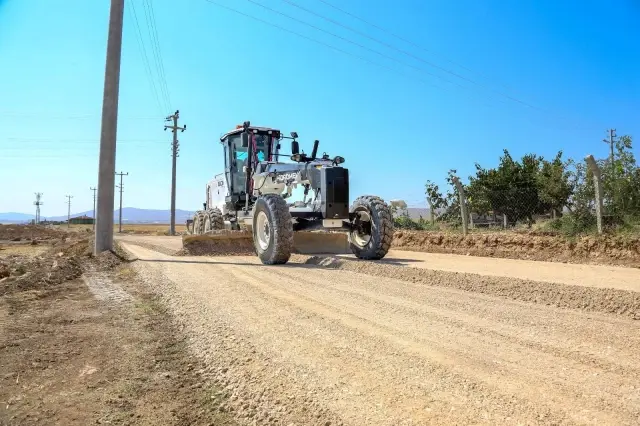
[123,242,640,425]
[303,256,640,318]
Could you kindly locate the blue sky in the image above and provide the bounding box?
[1,0,638,217]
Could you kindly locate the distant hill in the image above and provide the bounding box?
[0,212,36,223]
[0,208,195,224]
[406,208,430,220]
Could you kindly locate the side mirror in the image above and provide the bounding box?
[241,132,249,148]
[291,141,299,155]
[311,140,319,160]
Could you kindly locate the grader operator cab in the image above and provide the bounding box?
[186,121,393,265]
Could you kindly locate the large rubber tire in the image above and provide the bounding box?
[203,208,224,233]
[252,194,293,265]
[348,195,394,260]
[192,210,206,235]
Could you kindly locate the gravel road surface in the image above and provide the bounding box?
[121,240,640,426]
[117,234,639,291]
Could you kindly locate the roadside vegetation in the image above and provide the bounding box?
[395,134,640,238]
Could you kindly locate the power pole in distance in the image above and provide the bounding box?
[34,192,43,225]
[603,129,616,176]
[95,0,125,254]
[65,195,73,228]
[115,171,128,233]
[164,110,186,236]
[90,187,98,230]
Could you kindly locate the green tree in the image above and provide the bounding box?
[537,151,574,218]
[600,135,639,217]
[424,180,448,222]
[468,150,542,226]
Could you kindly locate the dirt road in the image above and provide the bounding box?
[121,239,640,425]
[117,234,640,291]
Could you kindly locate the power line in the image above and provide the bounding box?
[315,0,507,90]
[205,0,601,133]
[244,0,450,86]
[141,0,168,109]
[202,0,442,92]
[128,0,164,114]
[5,137,162,143]
[142,0,172,110]
[0,111,163,120]
[280,0,537,110]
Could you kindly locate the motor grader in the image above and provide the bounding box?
[186,121,394,265]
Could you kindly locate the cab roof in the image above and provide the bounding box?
[219,126,281,142]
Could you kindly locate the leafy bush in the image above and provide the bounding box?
[393,216,422,230]
[545,213,597,236]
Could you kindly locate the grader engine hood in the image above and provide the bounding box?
[255,162,349,220]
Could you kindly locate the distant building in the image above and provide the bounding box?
[68,215,94,225]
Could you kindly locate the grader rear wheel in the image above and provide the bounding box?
[203,208,224,233]
[192,211,206,235]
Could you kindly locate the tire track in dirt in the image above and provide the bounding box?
[229,265,637,425]
[122,243,640,425]
[270,266,640,373]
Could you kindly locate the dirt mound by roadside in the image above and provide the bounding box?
[0,237,122,296]
[393,230,640,267]
[178,230,255,256]
[0,224,70,242]
[304,255,640,318]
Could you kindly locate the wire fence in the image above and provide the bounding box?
[393,155,640,237]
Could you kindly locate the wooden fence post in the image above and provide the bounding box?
[585,155,604,235]
[427,199,435,225]
[452,177,469,236]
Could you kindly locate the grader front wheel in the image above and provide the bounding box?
[252,194,293,265]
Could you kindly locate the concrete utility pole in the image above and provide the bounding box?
[115,172,128,233]
[586,155,604,234]
[452,177,469,236]
[65,195,73,228]
[33,192,43,225]
[603,129,616,176]
[164,110,186,236]
[95,0,125,254]
[90,187,97,230]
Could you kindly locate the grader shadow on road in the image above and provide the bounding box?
[133,256,422,268]
[133,257,320,269]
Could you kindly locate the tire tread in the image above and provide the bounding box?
[349,195,394,260]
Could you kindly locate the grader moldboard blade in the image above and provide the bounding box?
[181,230,254,256]
[181,229,351,256]
[292,231,351,255]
